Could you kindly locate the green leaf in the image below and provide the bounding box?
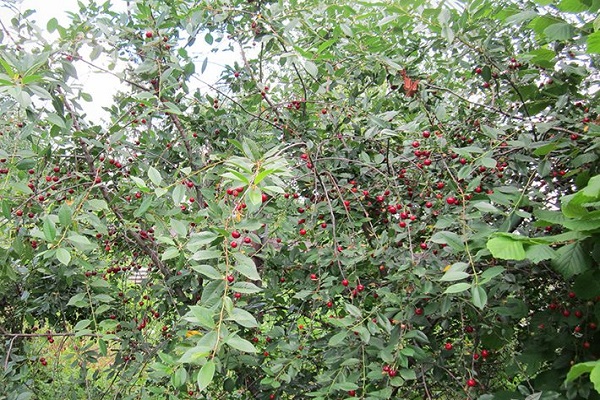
[480,266,505,280]
[43,217,57,242]
[148,166,162,186]
[486,236,526,260]
[328,330,348,347]
[254,169,276,185]
[440,270,470,282]
[58,204,72,227]
[47,17,58,32]
[230,281,262,293]
[566,361,598,382]
[74,319,91,330]
[197,360,215,392]
[187,306,216,329]
[471,285,487,309]
[558,0,589,13]
[172,367,188,388]
[305,60,318,78]
[56,248,71,265]
[172,185,185,204]
[170,219,187,237]
[525,244,555,263]
[444,282,471,294]
[552,242,591,278]
[430,231,463,251]
[247,186,262,207]
[161,247,179,261]
[67,293,87,307]
[589,31,600,54]
[192,250,221,261]
[481,157,497,169]
[226,334,257,353]
[544,22,575,41]
[591,364,600,394]
[191,264,222,279]
[47,113,65,128]
[86,199,108,211]
[227,307,258,328]
[134,196,153,218]
[232,253,261,281]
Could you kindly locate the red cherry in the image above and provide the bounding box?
[299,228,307,236]
[467,379,477,387]
[145,31,153,38]
[310,273,318,281]
[444,342,453,350]
[341,279,349,287]
[446,196,457,205]
[415,307,423,315]
[226,275,234,283]
[231,231,241,238]
[230,241,238,248]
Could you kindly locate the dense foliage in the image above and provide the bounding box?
[1,0,600,399]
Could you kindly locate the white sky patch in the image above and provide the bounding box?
[17,0,240,123]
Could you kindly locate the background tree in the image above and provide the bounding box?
[1,0,599,399]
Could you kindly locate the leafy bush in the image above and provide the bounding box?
[1,0,599,399]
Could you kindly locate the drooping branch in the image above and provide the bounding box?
[57,86,188,303]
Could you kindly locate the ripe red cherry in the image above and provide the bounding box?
[412,140,420,148]
[562,309,571,317]
[231,230,241,238]
[422,130,430,138]
[230,241,238,248]
[467,379,477,387]
[299,228,307,236]
[341,279,349,287]
[145,31,153,38]
[226,275,234,283]
[415,307,423,315]
[444,342,453,350]
[568,291,576,298]
[243,237,251,244]
[475,67,482,74]
[348,390,356,397]
[419,242,428,250]
[310,273,318,281]
[481,349,489,358]
[446,196,457,205]
[356,284,365,292]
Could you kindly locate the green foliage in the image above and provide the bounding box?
[0,0,599,399]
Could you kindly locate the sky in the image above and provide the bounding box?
[16,0,238,122]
